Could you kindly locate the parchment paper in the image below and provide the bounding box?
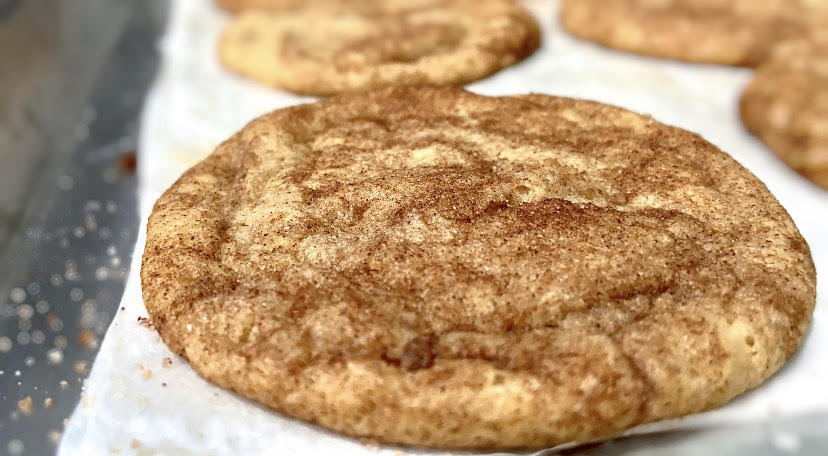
[59,1,828,454]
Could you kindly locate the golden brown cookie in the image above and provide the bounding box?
[560,0,828,67]
[141,86,815,449]
[217,0,540,95]
[740,35,828,190]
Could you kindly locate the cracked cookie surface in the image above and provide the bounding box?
[560,0,828,67]
[217,0,540,95]
[141,86,815,449]
[740,34,828,190]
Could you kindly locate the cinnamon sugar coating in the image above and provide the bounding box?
[142,86,815,449]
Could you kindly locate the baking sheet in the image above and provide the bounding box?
[59,0,828,454]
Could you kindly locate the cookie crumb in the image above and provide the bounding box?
[59,380,69,390]
[131,439,142,449]
[359,437,381,450]
[44,397,54,409]
[73,360,87,374]
[137,316,153,328]
[47,429,62,444]
[142,368,153,380]
[162,357,173,368]
[17,396,33,415]
[77,330,98,350]
[118,151,137,175]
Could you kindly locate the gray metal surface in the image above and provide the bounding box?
[0,1,165,455]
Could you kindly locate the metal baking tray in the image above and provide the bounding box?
[0,0,165,454]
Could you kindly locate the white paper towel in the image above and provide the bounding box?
[59,0,828,454]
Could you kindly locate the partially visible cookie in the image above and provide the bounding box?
[142,86,815,449]
[560,0,828,67]
[740,35,828,190]
[217,0,540,95]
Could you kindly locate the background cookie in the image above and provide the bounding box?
[141,86,815,449]
[560,0,828,67]
[217,0,540,95]
[217,0,306,13]
[740,35,828,190]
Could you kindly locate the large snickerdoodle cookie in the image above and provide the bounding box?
[217,0,540,95]
[560,0,828,67]
[740,35,828,190]
[141,86,815,449]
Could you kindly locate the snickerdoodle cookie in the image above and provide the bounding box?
[741,34,828,190]
[560,0,828,66]
[217,0,540,95]
[141,86,815,449]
